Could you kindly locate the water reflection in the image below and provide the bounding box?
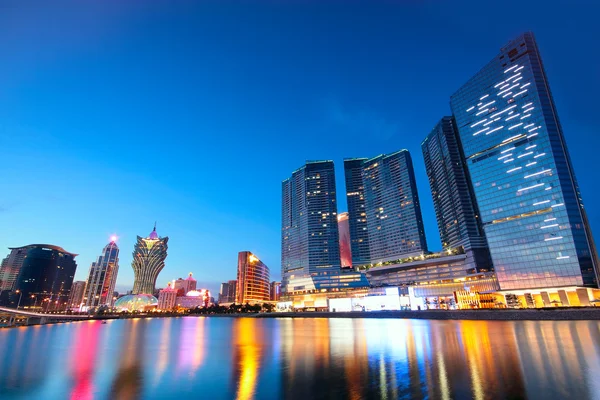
[0,317,599,399]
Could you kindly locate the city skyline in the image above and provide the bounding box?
[2,2,600,297]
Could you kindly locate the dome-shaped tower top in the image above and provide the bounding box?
[148,222,159,240]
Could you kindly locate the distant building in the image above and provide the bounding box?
[83,238,120,308]
[131,224,168,295]
[219,280,238,303]
[338,212,352,268]
[236,251,270,304]
[270,281,281,301]
[422,117,493,271]
[346,150,428,265]
[0,245,36,292]
[13,245,78,310]
[282,161,342,294]
[68,281,86,310]
[157,282,178,311]
[173,273,197,296]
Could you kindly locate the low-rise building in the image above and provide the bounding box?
[157,283,178,311]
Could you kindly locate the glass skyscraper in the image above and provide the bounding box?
[346,150,428,265]
[343,158,371,266]
[13,245,78,310]
[281,161,343,293]
[422,117,492,271]
[83,238,120,307]
[131,225,169,295]
[450,32,599,290]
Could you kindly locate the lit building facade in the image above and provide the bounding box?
[68,280,86,310]
[364,247,499,306]
[157,282,178,311]
[343,158,371,266]
[83,239,120,307]
[0,245,35,292]
[346,150,428,265]
[337,212,352,268]
[281,161,342,293]
[177,289,211,308]
[173,273,197,296]
[422,117,493,271]
[270,281,281,301]
[236,251,270,304]
[13,245,78,310]
[450,32,599,290]
[131,225,169,295]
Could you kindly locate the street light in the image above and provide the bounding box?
[15,290,24,310]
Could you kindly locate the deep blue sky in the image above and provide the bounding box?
[1,1,599,295]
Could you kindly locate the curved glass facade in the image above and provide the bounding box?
[236,251,270,303]
[13,245,78,310]
[114,294,158,311]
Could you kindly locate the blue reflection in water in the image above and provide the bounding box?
[0,317,599,399]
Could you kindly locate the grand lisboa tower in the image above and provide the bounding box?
[131,224,169,295]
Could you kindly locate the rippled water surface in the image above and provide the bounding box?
[1,317,600,399]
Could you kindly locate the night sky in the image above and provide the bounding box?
[1,1,599,295]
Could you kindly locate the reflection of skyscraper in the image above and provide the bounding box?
[131,225,168,295]
[450,32,599,290]
[83,238,120,307]
[281,161,341,292]
[337,212,352,268]
[236,252,270,304]
[13,245,78,309]
[110,320,145,400]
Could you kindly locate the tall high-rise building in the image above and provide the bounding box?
[346,150,428,265]
[270,281,281,301]
[343,158,371,266]
[0,245,35,292]
[83,238,120,308]
[236,251,270,304]
[422,117,493,271]
[450,32,599,290]
[131,225,169,295]
[68,281,86,310]
[282,161,342,292]
[13,245,78,310]
[173,273,197,296]
[337,212,352,268]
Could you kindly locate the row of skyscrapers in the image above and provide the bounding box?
[0,223,279,312]
[281,33,600,309]
[0,225,169,311]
